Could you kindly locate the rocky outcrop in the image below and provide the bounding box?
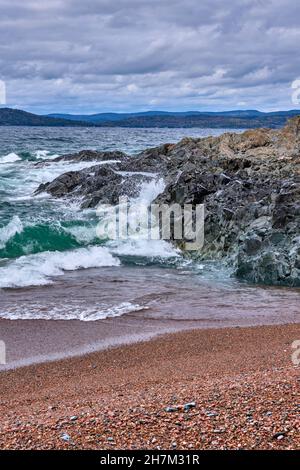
[153,118,300,286]
[36,164,153,207]
[35,117,300,286]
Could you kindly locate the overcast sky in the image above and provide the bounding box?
[0,0,299,114]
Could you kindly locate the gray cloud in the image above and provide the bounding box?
[0,0,299,113]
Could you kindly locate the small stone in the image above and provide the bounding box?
[206,411,218,417]
[61,432,71,442]
[165,406,179,412]
[70,416,77,422]
[273,432,286,440]
[184,402,196,411]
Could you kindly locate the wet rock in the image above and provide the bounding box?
[184,402,196,411]
[205,411,218,417]
[36,162,154,208]
[165,406,179,413]
[61,432,71,442]
[36,171,83,197]
[242,234,262,256]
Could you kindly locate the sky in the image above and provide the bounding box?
[0,0,299,114]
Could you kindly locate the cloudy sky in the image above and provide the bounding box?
[0,0,299,114]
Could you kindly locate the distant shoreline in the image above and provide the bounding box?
[1,107,300,127]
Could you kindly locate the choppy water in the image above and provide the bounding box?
[0,126,299,326]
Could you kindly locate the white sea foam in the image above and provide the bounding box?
[0,301,147,321]
[109,239,180,259]
[34,150,59,160]
[0,152,21,164]
[80,302,148,321]
[0,246,120,288]
[134,177,165,205]
[97,177,180,260]
[8,192,51,202]
[63,225,98,244]
[0,216,23,249]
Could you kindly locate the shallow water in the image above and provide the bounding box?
[1,265,299,324]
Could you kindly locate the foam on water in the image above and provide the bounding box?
[1,158,116,202]
[97,177,181,262]
[134,177,165,205]
[0,152,21,164]
[0,301,147,321]
[63,224,98,244]
[109,239,180,259]
[0,246,120,288]
[34,150,59,160]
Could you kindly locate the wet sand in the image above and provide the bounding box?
[0,315,192,369]
[0,323,299,449]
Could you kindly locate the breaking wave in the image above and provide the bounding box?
[0,246,120,288]
[0,152,21,164]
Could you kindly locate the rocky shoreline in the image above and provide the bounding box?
[36,118,300,287]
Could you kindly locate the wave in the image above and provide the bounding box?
[0,216,23,249]
[0,153,21,164]
[0,221,82,258]
[0,301,147,321]
[0,246,120,288]
[79,302,148,321]
[34,150,59,160]
[0,171,184,288]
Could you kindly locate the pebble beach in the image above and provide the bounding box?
[0,323,299,450]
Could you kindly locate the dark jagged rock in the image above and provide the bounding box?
[35,117,300,286]
[35,163,153,207]
[153,117,300,287]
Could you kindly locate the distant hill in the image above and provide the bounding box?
[97,114,296,129]
[1,107,300,128]
[0,108,95,126]
[48,109,267,123]
[47,109,300,128]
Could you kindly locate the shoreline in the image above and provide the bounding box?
[1,313,300,371]
[0,322,299,449]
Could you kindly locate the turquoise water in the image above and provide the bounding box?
[0,126,233,288]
